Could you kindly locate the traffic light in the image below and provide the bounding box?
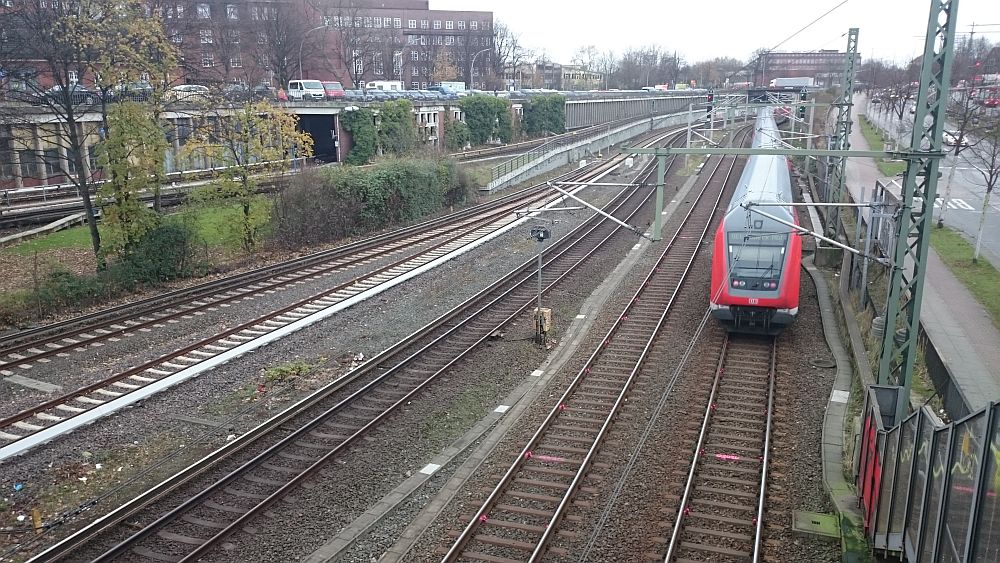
[798,89,807,119]
[707,91,714,113]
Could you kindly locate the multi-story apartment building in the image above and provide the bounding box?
[504,62,602,91]
[0,0,494,92]
[304,0,494,90]
[168,0,494,90]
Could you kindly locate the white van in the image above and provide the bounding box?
[365,80,404,91]
[287,80,326,101]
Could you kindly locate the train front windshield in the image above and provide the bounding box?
[727,232,788,278]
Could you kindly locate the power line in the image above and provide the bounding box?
[724,0,853,84]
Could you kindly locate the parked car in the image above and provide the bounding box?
[166,84,211,104]
[114,80,153,102]
[42,84,98,106]
[343,89,368,102]
[251,84,278,101]
[286,79,325,101]
[221,83,250,101]
[322,81,345,100]
[942,130,969,147]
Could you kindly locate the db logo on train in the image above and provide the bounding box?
[748,298,759,305]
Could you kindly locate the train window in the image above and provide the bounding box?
[727,232,788,279]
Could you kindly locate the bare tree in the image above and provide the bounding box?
[964,114,1000,263]
[938,86,983,227]
[249,3,316,88]
[595,50,616,90]
[327,1,375,89]
[571,45,598,71]
[0,0,174,264]
[492,21,528,88]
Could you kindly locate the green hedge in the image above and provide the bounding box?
[522,94,566,135]
[271,158,475,248]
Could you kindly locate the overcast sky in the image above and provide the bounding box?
[433,0,998,66]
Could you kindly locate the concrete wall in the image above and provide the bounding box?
[485,109,698,192]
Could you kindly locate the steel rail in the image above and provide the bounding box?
[663,335,778,563]
[24,127,685,562]
[0,172,575,352]
[441,126,751,562]
[83,133,677,563]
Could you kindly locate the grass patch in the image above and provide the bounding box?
[422,383,494,444]
[462,163,494,188]
[858,116,906,177]
[930,226,1000,329]
[4,224,93,257]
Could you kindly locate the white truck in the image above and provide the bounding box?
[769,77,815,88]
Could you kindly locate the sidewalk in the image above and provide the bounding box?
[844,96,1000,414]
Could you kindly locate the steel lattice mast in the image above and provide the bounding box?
[826,28,859,235]
[878,0,958,422]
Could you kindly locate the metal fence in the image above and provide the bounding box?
[857,386,999,561]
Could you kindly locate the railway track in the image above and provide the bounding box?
[664,334,776,563]
[0,180,562,354]
[28,130,683,563]
[439,128,752,563]
[0,166,609,458]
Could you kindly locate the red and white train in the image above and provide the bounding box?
[710,107,802,335]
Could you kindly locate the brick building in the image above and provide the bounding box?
[167,0,495,90]
[755,50,861,88]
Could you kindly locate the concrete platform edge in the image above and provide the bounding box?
[802,256,870,563]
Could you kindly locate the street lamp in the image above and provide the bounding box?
[299,24,329,82]
[469,47,490,89]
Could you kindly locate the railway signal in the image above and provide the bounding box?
[798,89,807,120]
[706,91,714,114]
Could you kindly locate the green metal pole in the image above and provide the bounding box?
[653,155,665,241]
[827,28,859,236]
[878,0,958,424]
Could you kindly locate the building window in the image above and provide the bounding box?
[1,0,12,7]
[458,20,465,30]
[374,53,384,76]
[373,16,381,27]
[419,35,426,45]
[420,19,428,29]
[196,3,209,18]
[230,56,242,68]
[445,21,453,30]
[323,15,331,26]
[226,4,237,19]
[176,4,183,17]
[420,51,427,61]
[202,54,214,67]
[18,150,37,178]
[393,18,401,28]
[352,50,363,75]
[411,81,419,90]
[445,35,453,45]
[433,20,441,29]
[456,36,463,46]
[200,29,213,43]
[251,6,258,20]
[257,32,266,44]
[411,51,418,61]
[408,19,416,29]
[67,70,78,84]
[412,66,419,76]
[407,35,417,45]
[470,21,477,30]
[364,16,371,27]
[434,36,442,45]
[170,29,182,43]
[393,51,402,76]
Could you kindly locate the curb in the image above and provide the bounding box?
[802,256,870,563]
